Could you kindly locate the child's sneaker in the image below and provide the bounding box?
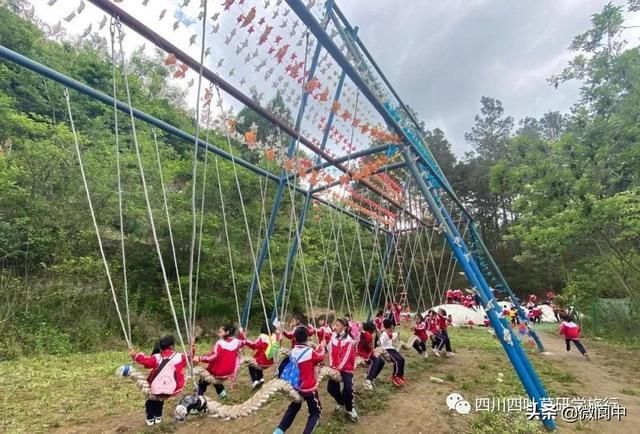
[363,379,374,390]
[432,348,441,357]
[145,419,155,426]
[273,428,285,434]
[446,351,456,357]
[219,389,228,399]
[392,376,404,387]
[252,380,261,390]
[335,404,343,413]
[346,408,359,422]
[154,417,162,424]
[423,352,429,359]
[398,376,407,385]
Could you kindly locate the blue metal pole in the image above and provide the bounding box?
[401,147,555,431]
[368,230,396,321]
[270,36,353,323]
[469,222,546,352]
[241,0,335,328]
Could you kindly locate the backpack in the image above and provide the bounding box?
[281,347,311,390]
[264,333,280,360]
[149,353,177,395]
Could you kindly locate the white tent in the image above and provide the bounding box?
[423,303,485,326]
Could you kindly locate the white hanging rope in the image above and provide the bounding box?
[109,22,131,341]
[114,21,191,365]
[186,0,209,346]
[64,89,131,348]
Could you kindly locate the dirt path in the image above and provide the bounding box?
[537,332,640,433]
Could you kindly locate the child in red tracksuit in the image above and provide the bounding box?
[315,318,333,345]
[358,320,384,390]
[427,310,443,357]
[559,315,589,360]
[194,324,245,399]
[374,310,384,331]
[129,335,188,426]
[245,323,275,390]
[437,308,455,356]
[411,313,429,358]
[273,326,326,434]
[278,315,316,377]
[327,318,359,421]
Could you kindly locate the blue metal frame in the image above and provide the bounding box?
[240,0,336,328]
[284,1,555,428]
[270,29,353,323]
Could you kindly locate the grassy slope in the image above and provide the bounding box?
[0,325,625,433]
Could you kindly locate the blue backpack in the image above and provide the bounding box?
[281,347,311,390]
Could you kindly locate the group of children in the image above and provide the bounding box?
[445,288,478,309]
[128,311,426,430]
[408,308,456,360]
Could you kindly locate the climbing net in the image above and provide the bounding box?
[3,0,553,429]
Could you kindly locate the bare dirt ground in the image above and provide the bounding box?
[36,326,640,434]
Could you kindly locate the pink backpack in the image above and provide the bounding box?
[149,353,178,395]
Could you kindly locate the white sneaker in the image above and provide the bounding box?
[363,379,374,390]
[154,417,162,424]
[432,348,441,357]
[346,409,359,421]
[252,380,260,389]
[446,352,456,357]
[219,390,228,399]
[335,404,343,413]
[423,352,429,359]
[145,419,155,426]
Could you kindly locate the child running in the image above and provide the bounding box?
[129,335,188,426]
[194,324,245,399]
[273,326,326,434]
[559,315,590,360]
[244,324,276,390]
[327,318,359,421]
[358,320,385,390]
[411,313,429,359]
[380,318,406,386]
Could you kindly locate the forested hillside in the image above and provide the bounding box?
[1,1,639,359]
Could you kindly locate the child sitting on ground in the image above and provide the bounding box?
[559,314,589,361]
[245,323,277,390]
[411,313,429,359]
[358,320,385,390]
[193,324,245,399]
[129,335,188,426]
[327,318,359,421]
[380,318,406,387]
[273,326,326,434]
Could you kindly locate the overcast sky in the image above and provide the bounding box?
[338,0,639,156]
[29,0,639,158]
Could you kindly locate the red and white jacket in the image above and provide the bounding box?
[413,320,428,342]
[374,316,384,331]
[283,325,315,348]
[559,321,581,340]
[315,324,333,344]
[356,330,375,360]
[290,344,326,393]
[328,332,356,373]
[199,332,245,378]
[437,313,449,331]
[348,321,361,340]
[427,317,440,335]
[245,333,274,368]
[133,349,187,396]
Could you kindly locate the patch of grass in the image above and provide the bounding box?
[471,410,543,434]
[621,388,640,396]
[0,351,138,433]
